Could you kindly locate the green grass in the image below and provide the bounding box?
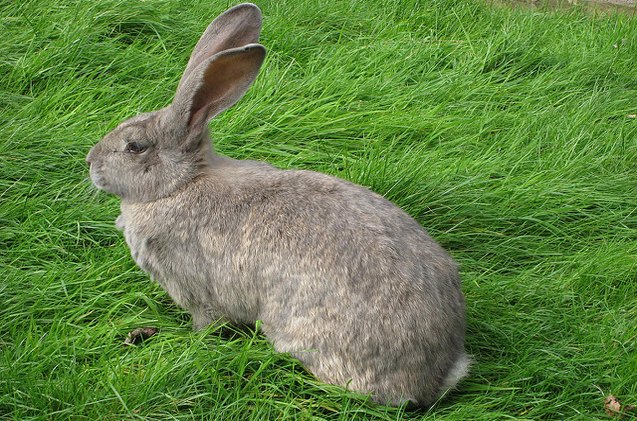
[1,0,637,419]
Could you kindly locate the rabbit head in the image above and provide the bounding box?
[86,3,266,203]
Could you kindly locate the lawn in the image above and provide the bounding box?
[1,0,636,419]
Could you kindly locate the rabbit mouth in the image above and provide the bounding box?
[89,167,108,191]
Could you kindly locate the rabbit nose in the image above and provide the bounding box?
[86,147,96,166]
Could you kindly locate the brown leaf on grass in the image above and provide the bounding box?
[124,327,158,346]
[606,395,622,416]
[605,395,637,418]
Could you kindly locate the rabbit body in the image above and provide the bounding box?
[87,3,468,407]
[118,150,466,405]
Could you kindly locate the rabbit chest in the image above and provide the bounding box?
[117,210,193,307]
[117,200,260,324]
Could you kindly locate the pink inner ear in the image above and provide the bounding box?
[187,61,232,129]
[188,62,228,127]
[187,26,257,81]
[186,47,264,130]
[177,4,262,93]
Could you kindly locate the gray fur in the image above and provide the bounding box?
[86,3,468,407]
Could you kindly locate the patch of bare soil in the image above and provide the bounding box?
[493,0,636,12]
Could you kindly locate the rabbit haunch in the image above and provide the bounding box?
[86,3,468,407]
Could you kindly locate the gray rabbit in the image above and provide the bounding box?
[87,3,469,407]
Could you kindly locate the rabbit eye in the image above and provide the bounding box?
[125,142,147,154]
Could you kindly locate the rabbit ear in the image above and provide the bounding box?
[177,3,262,93]
[171,44,266,133]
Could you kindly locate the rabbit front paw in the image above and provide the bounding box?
[192,312,213,331]
[115,214,126,231]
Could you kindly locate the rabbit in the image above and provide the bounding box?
[86,3,469,407]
